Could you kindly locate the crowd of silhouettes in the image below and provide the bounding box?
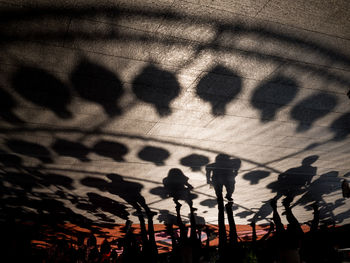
[1,162,350,263]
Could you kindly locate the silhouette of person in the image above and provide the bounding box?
[268,155,318,203]
[270,198,304,263]
[106,173,155,216]
[206,154,241,201]
[81,173,156,217]
[292,171,341,223]
[136,210,158,262]
[163,168,197,210]
[172,202,200,263]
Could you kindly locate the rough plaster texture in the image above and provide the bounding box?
[0,0,349,228]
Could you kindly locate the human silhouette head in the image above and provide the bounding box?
[215,154,230,163]
[302,155,318,166]
[167,168,185,179]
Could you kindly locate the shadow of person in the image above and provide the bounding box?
[52,138,90,162]
[0,87,24,124]
[196,65,242,116]
[180,154,210,172]
[70,59,124,117]
[295,171,340,206]
[81,173,154,215]
[12,66,72,119]
[76,192,129,221]
[163,168,197,210]
[251,75,299,122]
[137,146,170,166]
[290,92,337,132]
[132,64,180,117]
[293,171,342,223]
[206,154,241,201]
[267,155,319,203]
[107,173,154,214]
[6,139,53,163]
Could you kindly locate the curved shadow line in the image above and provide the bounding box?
[1,6,349,89]
[0,127,285,173]
[1,5,349,65]
[1,128,337,175]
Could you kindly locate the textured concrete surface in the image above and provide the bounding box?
[0,0,349,228]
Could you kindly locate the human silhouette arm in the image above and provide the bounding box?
[185,183,193,191]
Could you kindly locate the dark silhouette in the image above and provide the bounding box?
[92,139,128,161]
[81,173,155,216]
[167,202,201,263]
[251,75,299,122]
[70,59,124,117]
[163,168,197,210]
[12,66,72,118]
[293,171,341,222]
[137,210,158,262]
[180,154,210,171]
[52,138,90,162]
[249,220,275,262]
[270,198,304,263]
[206,154,241,201]
[206,154,242,262]
[218,196,227,261]
[76,192,129,221]
[267,155,318,203]
[117,220,141,262]
[196,65,242,116]
[6,139,53,163]
[225,202,238,246]
[138,146,170,166]
[291,92,337,132]
[132,64,180,116]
